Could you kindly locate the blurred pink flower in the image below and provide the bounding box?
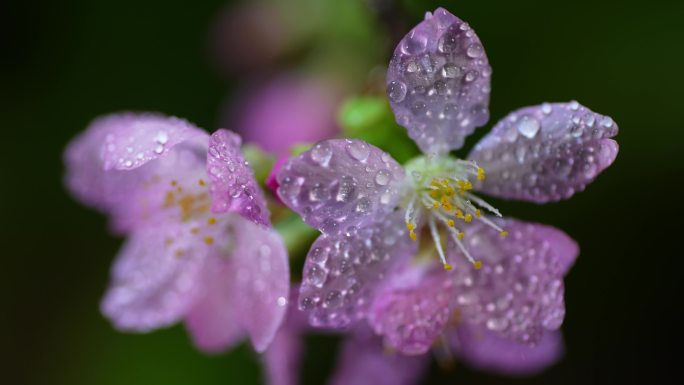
[223,75,341,157]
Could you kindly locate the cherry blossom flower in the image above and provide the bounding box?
[64,113,289,352]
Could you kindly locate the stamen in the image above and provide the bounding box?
[428,218,451,270]
[207,217,217,225]
[447,226,482,269]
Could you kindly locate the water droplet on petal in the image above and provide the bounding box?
[541,103,552,115]
[401,32,427,55]
[441,64,461,78]
[310,142,333,166]
[517,116,541,138]
[387,81,407,103]
[375,169,391,186]
[346,141,370,161]
[466,43,484,58]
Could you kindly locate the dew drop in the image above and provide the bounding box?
[310,142,333,166]
[464,70,478,82]
[387,81,407,103]
[441,64,461,78]
[517,116,541,138]
[346,141,370,161]
[375,169,391,185]
[355,197,372,213]
[324,290,342,308]
[401,32,427,55]
[541,103,552,115]
[306,265,327,287]
[155,131,168,144]
[438,30,459,53]
[466,43,484,58]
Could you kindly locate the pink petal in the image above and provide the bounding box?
[454,326,564,375]
[100,221,209,332]
[298,211,416,328]
[368,267,452,355]
[328,327,429,385]
[186,214,289,353]
[64,113,209,233]
[468,102,619,203]
[263,287,310,385]
[448,219,578,344]
[207,129,270,226]
[387,7,492,154]
[277,139,404,235]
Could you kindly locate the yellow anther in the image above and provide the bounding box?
[430,179,441,188]
[164,238,174,246]
[443,263,453,271]
[191,227,200,234]
[170,180,178,186]
[499,231,509,237]
[163,191,175,207]
[198,179,206,186]
[176,186,183,193]
[203,236,214,245]
[432,201,440,209]
[477,167,486,181]
[207,217,217,225]
[464,213,473,223]
[441,178,450,187]
[409,231,417,241]
[447,219,455,227]
[475,209,481,218]
[445,187,455,197]
[455,209,464,219]
[473,260,483,270]
[407,223,415,231]
[174,249,184,258]
[430,190,440,198]
[457,231,465,240]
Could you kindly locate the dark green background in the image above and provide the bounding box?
[2,0,681,384]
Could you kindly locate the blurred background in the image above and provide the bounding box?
[2,0,682,384]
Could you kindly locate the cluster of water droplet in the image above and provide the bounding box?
[450,222,566,344]
[207,130,269,225]
[386,8,491,154]
[298,211,413,328]
[470,102,619,202]
[278,139,404,235]
[369,274,452,354]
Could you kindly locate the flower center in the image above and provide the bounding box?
[161,178,218,251]
[403,156,508,270]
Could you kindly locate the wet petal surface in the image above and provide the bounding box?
[387,7,492,154]
[207,129,270,226]
[469,102,618,202]
[186,214,289,352]
[101,221,208,331]
[448,219,578,344]
[298,211,416,328]
[277,139,404,235]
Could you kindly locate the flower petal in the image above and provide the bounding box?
[277,139,404,235]
[328,327,429,385]
[101,221,208,332]
[263,287,310,385]
[448,219,578,344]
[387,7,492,154]
[207,129,270,226]
[64,113,208,232]
[298,211,416,328]
[468,102,619,203]
[186,214,290,353]
[368,267,451,355]
[454,325,564,375]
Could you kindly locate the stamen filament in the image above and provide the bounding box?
[428,218,452,270]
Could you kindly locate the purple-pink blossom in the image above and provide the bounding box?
[273,6,618,376]
[64,113,290,353]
